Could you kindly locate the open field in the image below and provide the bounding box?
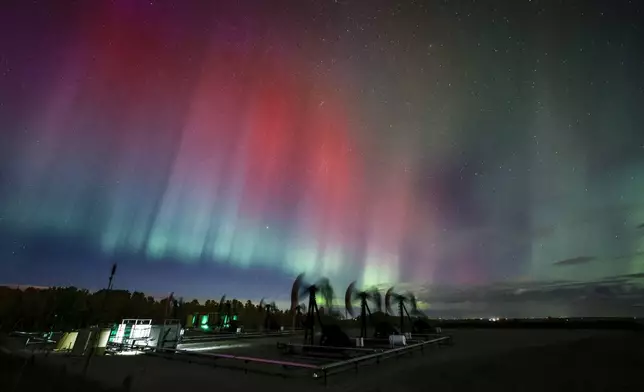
[4,328,644,391]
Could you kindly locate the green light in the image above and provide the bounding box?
[232,315,238,321]
[201,314,209,326]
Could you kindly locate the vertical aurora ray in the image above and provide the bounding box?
[2,0,644,305]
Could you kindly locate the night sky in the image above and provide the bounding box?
[1,0,644,317]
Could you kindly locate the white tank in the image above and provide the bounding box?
[92,328,111,356]
[55,331,78,351]
[389,335,407,346]
[72,329,92,356]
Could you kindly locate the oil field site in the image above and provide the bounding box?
[6,326,644,392]
[2,274,457,391]
[4,274,644,391]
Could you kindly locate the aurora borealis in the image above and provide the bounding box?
[1,1,644,316]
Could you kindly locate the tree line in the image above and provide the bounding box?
[0,286,312,332]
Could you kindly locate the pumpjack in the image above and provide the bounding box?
[259,298,281,331]
[216,295,239,332]
[292,302,306,330]
[385,287,433,334]
[290,273,351,347]
[344,281,382,338]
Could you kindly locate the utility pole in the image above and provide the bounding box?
[82,263,117,378]
[107,263,117,291]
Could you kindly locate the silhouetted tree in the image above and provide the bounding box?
[0,286,304,332]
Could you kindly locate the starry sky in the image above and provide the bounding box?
[1,0,644,317]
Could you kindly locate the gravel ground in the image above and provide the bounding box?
[0,350,108,392]
[5,329,642,392]
[326,329,644,392]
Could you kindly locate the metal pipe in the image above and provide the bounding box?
[410,333,443,340]
[24,338,56,346]
[182,331,297,342]
[144,335,452,379]
[279,343,382,353]
[319,336,451,371]
[156,347,320,369]
[361,338,395,343]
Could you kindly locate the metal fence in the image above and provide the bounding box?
[180,330,300,343]
[4,333,452,389]
[317,336,452,382]
[154,335,453,385]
